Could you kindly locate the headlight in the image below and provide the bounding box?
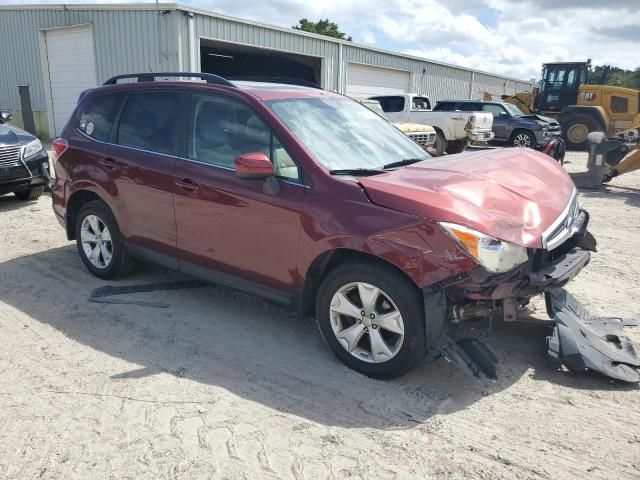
[535,120,547,128]
[23,139,43,159]
[439,222,529,273]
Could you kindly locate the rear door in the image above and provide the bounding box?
[108,90,187,262]
[173,92,305,297]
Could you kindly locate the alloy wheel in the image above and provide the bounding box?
[80,214,113,269]
[513,133,532,148]
[329,282,405,363]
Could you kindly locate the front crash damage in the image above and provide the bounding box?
[430,209,640,383]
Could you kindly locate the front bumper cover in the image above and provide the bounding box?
[546,288,639,382]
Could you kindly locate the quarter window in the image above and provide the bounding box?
[190,94,300,181]
[116,91,182,156]
[77,93,124,142]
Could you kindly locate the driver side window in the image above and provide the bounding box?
[189,94,300,182]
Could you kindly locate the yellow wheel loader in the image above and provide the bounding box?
[501,61,640,151]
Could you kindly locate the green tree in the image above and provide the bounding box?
[588,64,640,89]
[293,18,352,41]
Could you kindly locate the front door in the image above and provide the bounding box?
[173,93,305,298]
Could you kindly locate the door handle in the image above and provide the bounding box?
[175,177,200,191]
[99,158,118,170]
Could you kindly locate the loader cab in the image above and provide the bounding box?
[535,62,589,112]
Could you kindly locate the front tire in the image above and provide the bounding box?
[14,186,44,201]
[315,260,426,379]
[75,200,137,279]
[434,131,447,156]
[563,114,601,151]
[510,130,535,148]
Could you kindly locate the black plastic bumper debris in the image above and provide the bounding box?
[546,288,640,382]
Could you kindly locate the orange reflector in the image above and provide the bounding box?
[447,228,480,258]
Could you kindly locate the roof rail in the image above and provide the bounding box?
[228,76,322,89]
[103,72,236,87]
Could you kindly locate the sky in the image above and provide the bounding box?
[2,0,638,80]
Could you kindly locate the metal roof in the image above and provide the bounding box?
[2,2,535,84]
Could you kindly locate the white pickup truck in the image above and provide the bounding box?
[370,94,494,155]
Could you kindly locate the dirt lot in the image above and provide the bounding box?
[0,151,638,479]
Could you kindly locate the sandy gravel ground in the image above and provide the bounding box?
[0,151,638,479]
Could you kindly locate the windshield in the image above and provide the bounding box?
[266,97,430,171]
[504,103,525,117]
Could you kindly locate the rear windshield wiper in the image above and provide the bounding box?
[382,158,424,169]
[329,168,386,176]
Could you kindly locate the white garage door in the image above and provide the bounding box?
[346,63,411,98]
[45,25,97,135]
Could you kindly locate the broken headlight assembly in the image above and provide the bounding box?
[439,222,529,273]
[22,138,43,159]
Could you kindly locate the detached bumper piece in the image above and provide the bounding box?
[546,288,640,382]
[439,333,498,380]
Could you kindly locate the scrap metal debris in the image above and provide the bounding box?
[89,279,210,308]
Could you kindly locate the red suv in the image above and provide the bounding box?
[52,73,639,382]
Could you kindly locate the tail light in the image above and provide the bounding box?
[52,137,68,163]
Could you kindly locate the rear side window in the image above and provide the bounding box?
[458,103,482,112]
[373,96,405,113]
[116,91,182,156]
[77,93,124,142]
[433,102,455,111]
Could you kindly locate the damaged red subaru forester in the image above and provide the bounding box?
[52,73,639,382]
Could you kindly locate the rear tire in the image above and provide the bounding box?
[434,131,447,156]
[315,260,426,379]
[563,114,601,151]
[75,200,137,279]
[14,186,44,201]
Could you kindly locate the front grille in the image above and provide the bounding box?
[408,132,436,149]
[542,191,581,251]
[0,145,22,168]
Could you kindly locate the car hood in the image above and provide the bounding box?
[519,114,559,126]
[358,148,575,248]
[0,123,36,145]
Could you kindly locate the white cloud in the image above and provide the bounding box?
[1,0,638,79]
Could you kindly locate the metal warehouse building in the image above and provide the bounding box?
[0,3,535,139]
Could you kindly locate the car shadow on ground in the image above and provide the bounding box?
[0,193,45,212]
[0,246,636,430]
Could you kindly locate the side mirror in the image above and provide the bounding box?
[0,111,12,124]
[234,152,274,179]
[498,111,509,118]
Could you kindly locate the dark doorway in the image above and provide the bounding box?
[200,40,322,87]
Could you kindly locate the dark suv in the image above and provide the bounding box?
[0,110,50,200]
[433,100,562,148]
[51,73,637,382]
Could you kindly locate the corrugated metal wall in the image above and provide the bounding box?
[0,5,535,114]
[0,7,180,111]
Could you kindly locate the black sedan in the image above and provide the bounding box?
[0,111,50,200]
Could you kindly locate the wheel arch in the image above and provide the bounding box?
[298,248,421,319]
[509,128,536,145]
[65,189,105,240]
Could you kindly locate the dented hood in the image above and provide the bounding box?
[359,148,575,248]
